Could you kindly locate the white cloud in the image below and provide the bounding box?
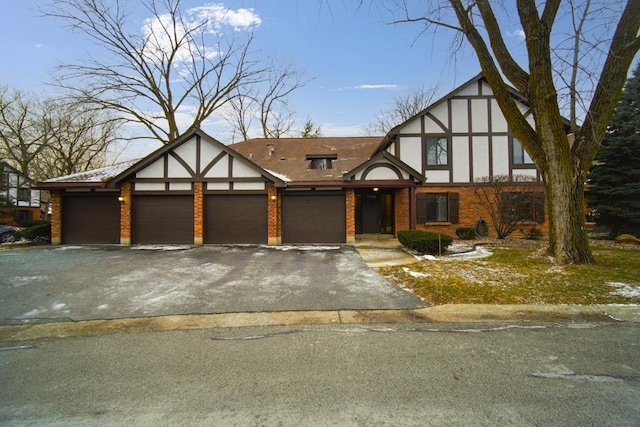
[330,84,398,92]
[141,3,261,63]
[35,43,43,49]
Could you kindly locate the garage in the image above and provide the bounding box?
[132,195,194,244]
[62,193,121,244]
[281,192,346,243]
[205,195,268,244]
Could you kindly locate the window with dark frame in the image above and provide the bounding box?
[17,187,30,202]
[426,137,448,166]
[512,138,534,165]
[416,192,459,223]
[307,154,337,170]
[502,192,545,223]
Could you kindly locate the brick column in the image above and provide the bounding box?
[394,188,410,235]
[194,182,204,245]
[267,183,281,245]
[50,190,62,245]
[120,182,132,246]
[345,188,356,244]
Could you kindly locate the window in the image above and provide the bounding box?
[307,154,337,170]
[426,137,448,166]
[17,188,30,202]
[502,192,545,223]
[417,192,459,223]
[512,138,534,165]
[310,158,332,170]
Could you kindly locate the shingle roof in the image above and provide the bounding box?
[229,137,382,182]
[41,159,141,185]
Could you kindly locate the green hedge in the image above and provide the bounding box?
[16,222,51,243]
[397,230,453,255]
[455,227,476,240]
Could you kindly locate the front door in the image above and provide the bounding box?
[361,194,381,233]
[356,190,394,234]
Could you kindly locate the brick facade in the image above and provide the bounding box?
[394,188,410,235]
[50,190,62,245]
[414,185,548,238]
[193,182,204,245]
[267,183,281,244]
[345,188,355,243]
[119,182,132,245]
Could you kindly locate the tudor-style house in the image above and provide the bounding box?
[38,73,547,245]
[1,161,43,224]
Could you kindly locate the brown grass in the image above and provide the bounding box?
[378,245,640,305]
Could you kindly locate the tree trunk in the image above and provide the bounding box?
[543,162,593,263]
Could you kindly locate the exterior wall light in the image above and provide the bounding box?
[118,196,125,204]
[271,195,277,201]
[373,187,379,192]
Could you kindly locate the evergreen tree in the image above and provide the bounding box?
[588,62,640,237]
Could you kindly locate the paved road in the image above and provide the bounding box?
[1,321,638,426]
[0,245,424,325]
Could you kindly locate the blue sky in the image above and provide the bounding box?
[1,1,528,158]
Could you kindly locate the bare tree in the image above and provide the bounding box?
[46,0,264,144]
[36,100,123,179]
[364,85,441,135]
[224,61,310,140]
[474,175,544,239]
[0,86,121,181]
[389,0,640,264]
[0,86,49,179]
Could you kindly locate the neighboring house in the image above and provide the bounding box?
[38,73,547,245]
[0,162,43,224]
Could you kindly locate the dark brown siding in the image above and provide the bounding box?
[62,194,120,244]
[132,195,193,244]
[205,195,268,244]
[281,192,346,243]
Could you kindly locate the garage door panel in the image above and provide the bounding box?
[132,196,193,244]
[63,195,120,244]
[205,195,267,244]
[282,193,345,243]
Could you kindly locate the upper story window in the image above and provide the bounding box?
[17,187,30,202]
[307,154,337,170]
[513,138,534,165]
[426,137,448,166]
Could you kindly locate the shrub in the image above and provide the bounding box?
[455,227,476,240]
[16,222,51,243]
[397,230,453,255]
[523,227,543,240]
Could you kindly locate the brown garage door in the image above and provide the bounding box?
[205,195,268,244]
[132,195,193,244]
[281,192,346,243]
[62,194,121,244]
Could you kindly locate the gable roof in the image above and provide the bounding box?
[374,73,529,153]
[229,137,383,182]
[38,128,285,189]
[109,127,284,186]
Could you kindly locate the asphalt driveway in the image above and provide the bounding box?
[0,245,424,325]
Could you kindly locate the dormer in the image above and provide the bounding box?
[306,154,338,170]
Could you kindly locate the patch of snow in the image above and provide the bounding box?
[268,245,341,251]
[264,168,291,182]
[44,159,141,183]
[97,304,109,310]
[607,282,640,299]
[131,245,193,251]
[445,246,493,260]
[402,267,431,278]
[51,302,66,311]
[54,246,87,251]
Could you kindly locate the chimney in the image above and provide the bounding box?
[267,143,275,156]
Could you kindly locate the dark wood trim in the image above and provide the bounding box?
[360,164,404,180]
[204,190,268,195]
[201,151,227,177]
[425,112,448,132]
[169,152,196,178]
[131,190,195,195]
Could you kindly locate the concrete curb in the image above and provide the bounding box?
[1,304,637,343]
